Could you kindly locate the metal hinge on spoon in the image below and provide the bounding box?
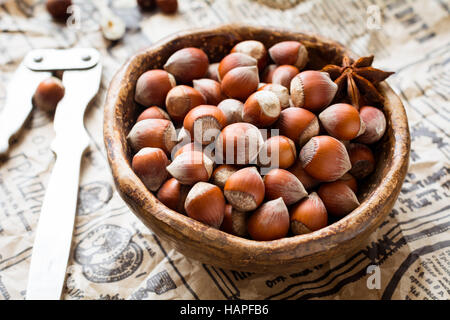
[0,48,102,300]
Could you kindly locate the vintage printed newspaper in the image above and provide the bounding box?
[0,0,449,300]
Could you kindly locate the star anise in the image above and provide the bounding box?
[322,55,394,108]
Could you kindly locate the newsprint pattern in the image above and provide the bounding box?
[0,0,449,300]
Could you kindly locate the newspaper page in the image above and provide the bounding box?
[0,0,449,300]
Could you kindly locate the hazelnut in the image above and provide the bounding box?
[318,181,360,217]
[224,167,265,212]
[157,177,189,213]
[127,118,177,153]
[137,0,156,11]
[231,40,268,70]
[276,107,320,147]
[172,142,202,159]
[156,0,178,13]
[164,47,209,83]
[211,164,239,189]
[242,91,281,127]
[290,71,338,113]
[185,182,225,228]
[183,105,227,145]
[100,13,126,41]
[33,77,65,112]
[217,99,244,125]
[339,173,358,193]
[262,64,277,83]
[258,83,290,109]
[263,168,307,205]
[287,159,321,190]
[290,192,328,235]
[319,103,365,140]
[136,106,170,122]
[355,106,387,144]
[46,0,71,21]
[271,65,299,89]
[205,62,220,82]
[220,204,248,237]
[132,147,169,191]
[221,66,259,100]
[193,79,225,105]
[247,198,290,241]
[135,69,176,107]
[218,53,258,81]
[258,136,297,169]
[347,143,375,179]
[166,150,214,185]
[215,122,264,165]
[165,85,206,122]
[299,136,351,182]
[268,41,309,70]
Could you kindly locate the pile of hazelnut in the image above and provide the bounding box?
[128,40,386,241]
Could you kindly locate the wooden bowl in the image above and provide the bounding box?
[103,24,410,273]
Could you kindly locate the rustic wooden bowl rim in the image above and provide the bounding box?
[104,24,410,266]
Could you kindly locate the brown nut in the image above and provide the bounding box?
[287,159,321,190]
[290,71,338,113]
[247,197,290,241]
[355,106,387,144]
[137,0,156,10]
[262,64,277,83]
[33,77,65,112]
[319,103,365,140]
[132,147,169,191]
[318,181,360,217]
[135,69,176,107]
[242,90,281,127]
[218,52,258,81]
[127,118,177,153]
[156,0,178,13]
[172,142,203,159]
[185,182,225,228]
[166,150,214,185]
[275,107,320,146]
[211,164,239,189]
[193,78,225,105]
[220,204,248,237]
[46,0,72,21]
[299,135,351,182]
[157,177,189,213]
[258,136,297,169]
[231,40,268,70]
[221,66,259,100]
[271,65,299,89]
[258,83,290,109]
[215,122,264,165]
[224,167,265,212]
[338,173,358,193]
[290,192,328,235]
[136,106,171,122]
[217,99,244,125]
[347,143,375,179]
[165,85,206,122]
[164,47,208,83]
[268,41,309,69]
[183,105,227,145]
[263,168,307,206]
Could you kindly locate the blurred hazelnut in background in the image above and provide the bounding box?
[33,77,65,113]
[46,0,72,21]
